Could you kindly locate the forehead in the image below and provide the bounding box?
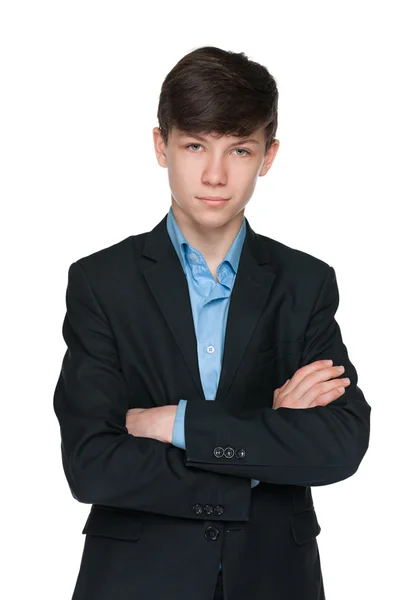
[172,127,263,144]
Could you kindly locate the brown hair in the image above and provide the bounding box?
[156,46,279,154]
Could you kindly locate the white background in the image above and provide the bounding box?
[1,1,398,598]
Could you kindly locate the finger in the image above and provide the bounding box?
[274,379,290,400]
[283,363,345,401]
[301,378,350,407]
[281,360,334,398]
[308,383,347,407]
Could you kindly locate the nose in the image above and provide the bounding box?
[201,157,228,187]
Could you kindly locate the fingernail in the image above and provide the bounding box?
[324,360,333,365]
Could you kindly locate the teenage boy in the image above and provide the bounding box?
[54,45,371,600]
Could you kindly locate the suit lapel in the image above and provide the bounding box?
[139,213,276,404]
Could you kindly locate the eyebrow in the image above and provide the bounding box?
[178,132,260,146]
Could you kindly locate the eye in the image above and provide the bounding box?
[233,148,250,156]
[185,144,250,156]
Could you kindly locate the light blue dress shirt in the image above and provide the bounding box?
[166,205,260,573]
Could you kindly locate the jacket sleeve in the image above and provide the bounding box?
[172,400,261,488]
[53,260,252,520]
[183,266,371,487]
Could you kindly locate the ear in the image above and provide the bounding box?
[259,139,280,177]
[153,127,168,168]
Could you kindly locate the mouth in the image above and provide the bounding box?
[197,197,230,206]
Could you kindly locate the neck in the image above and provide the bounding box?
[170,198,244,268]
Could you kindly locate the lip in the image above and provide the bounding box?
[198,196,229,201]
[198,196,230,207]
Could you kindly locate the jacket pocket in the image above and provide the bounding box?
[82,507,143,542]
[291,508,321,545]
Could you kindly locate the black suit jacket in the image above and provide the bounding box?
[53,212,371,600]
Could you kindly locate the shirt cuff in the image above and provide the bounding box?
[171,399,187,449]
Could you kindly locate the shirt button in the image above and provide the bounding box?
[189,253,197,261]
[207,345,215,354]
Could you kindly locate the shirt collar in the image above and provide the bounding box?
[166,205,246,275]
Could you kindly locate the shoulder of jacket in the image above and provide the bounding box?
[257,232,332,278]
[70,230,147,281]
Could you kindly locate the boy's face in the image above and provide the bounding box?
[153,125,279,229]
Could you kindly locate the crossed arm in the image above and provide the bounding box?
[54,260,370,519]
[125,265,370,488]
[124,359,352,444]
[125,405,178,445]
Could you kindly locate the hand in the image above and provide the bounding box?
[273,360,351,410]
[125,406,178,444]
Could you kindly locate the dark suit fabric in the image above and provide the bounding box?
[53,213,371,599]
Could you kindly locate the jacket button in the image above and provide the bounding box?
[203,504,214,515]
[235,448,246,459]
[214,447,224,458]
[213,505,224,516]
[204,526,219,541]
[224,447,234,459]
[192,504,203,515]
